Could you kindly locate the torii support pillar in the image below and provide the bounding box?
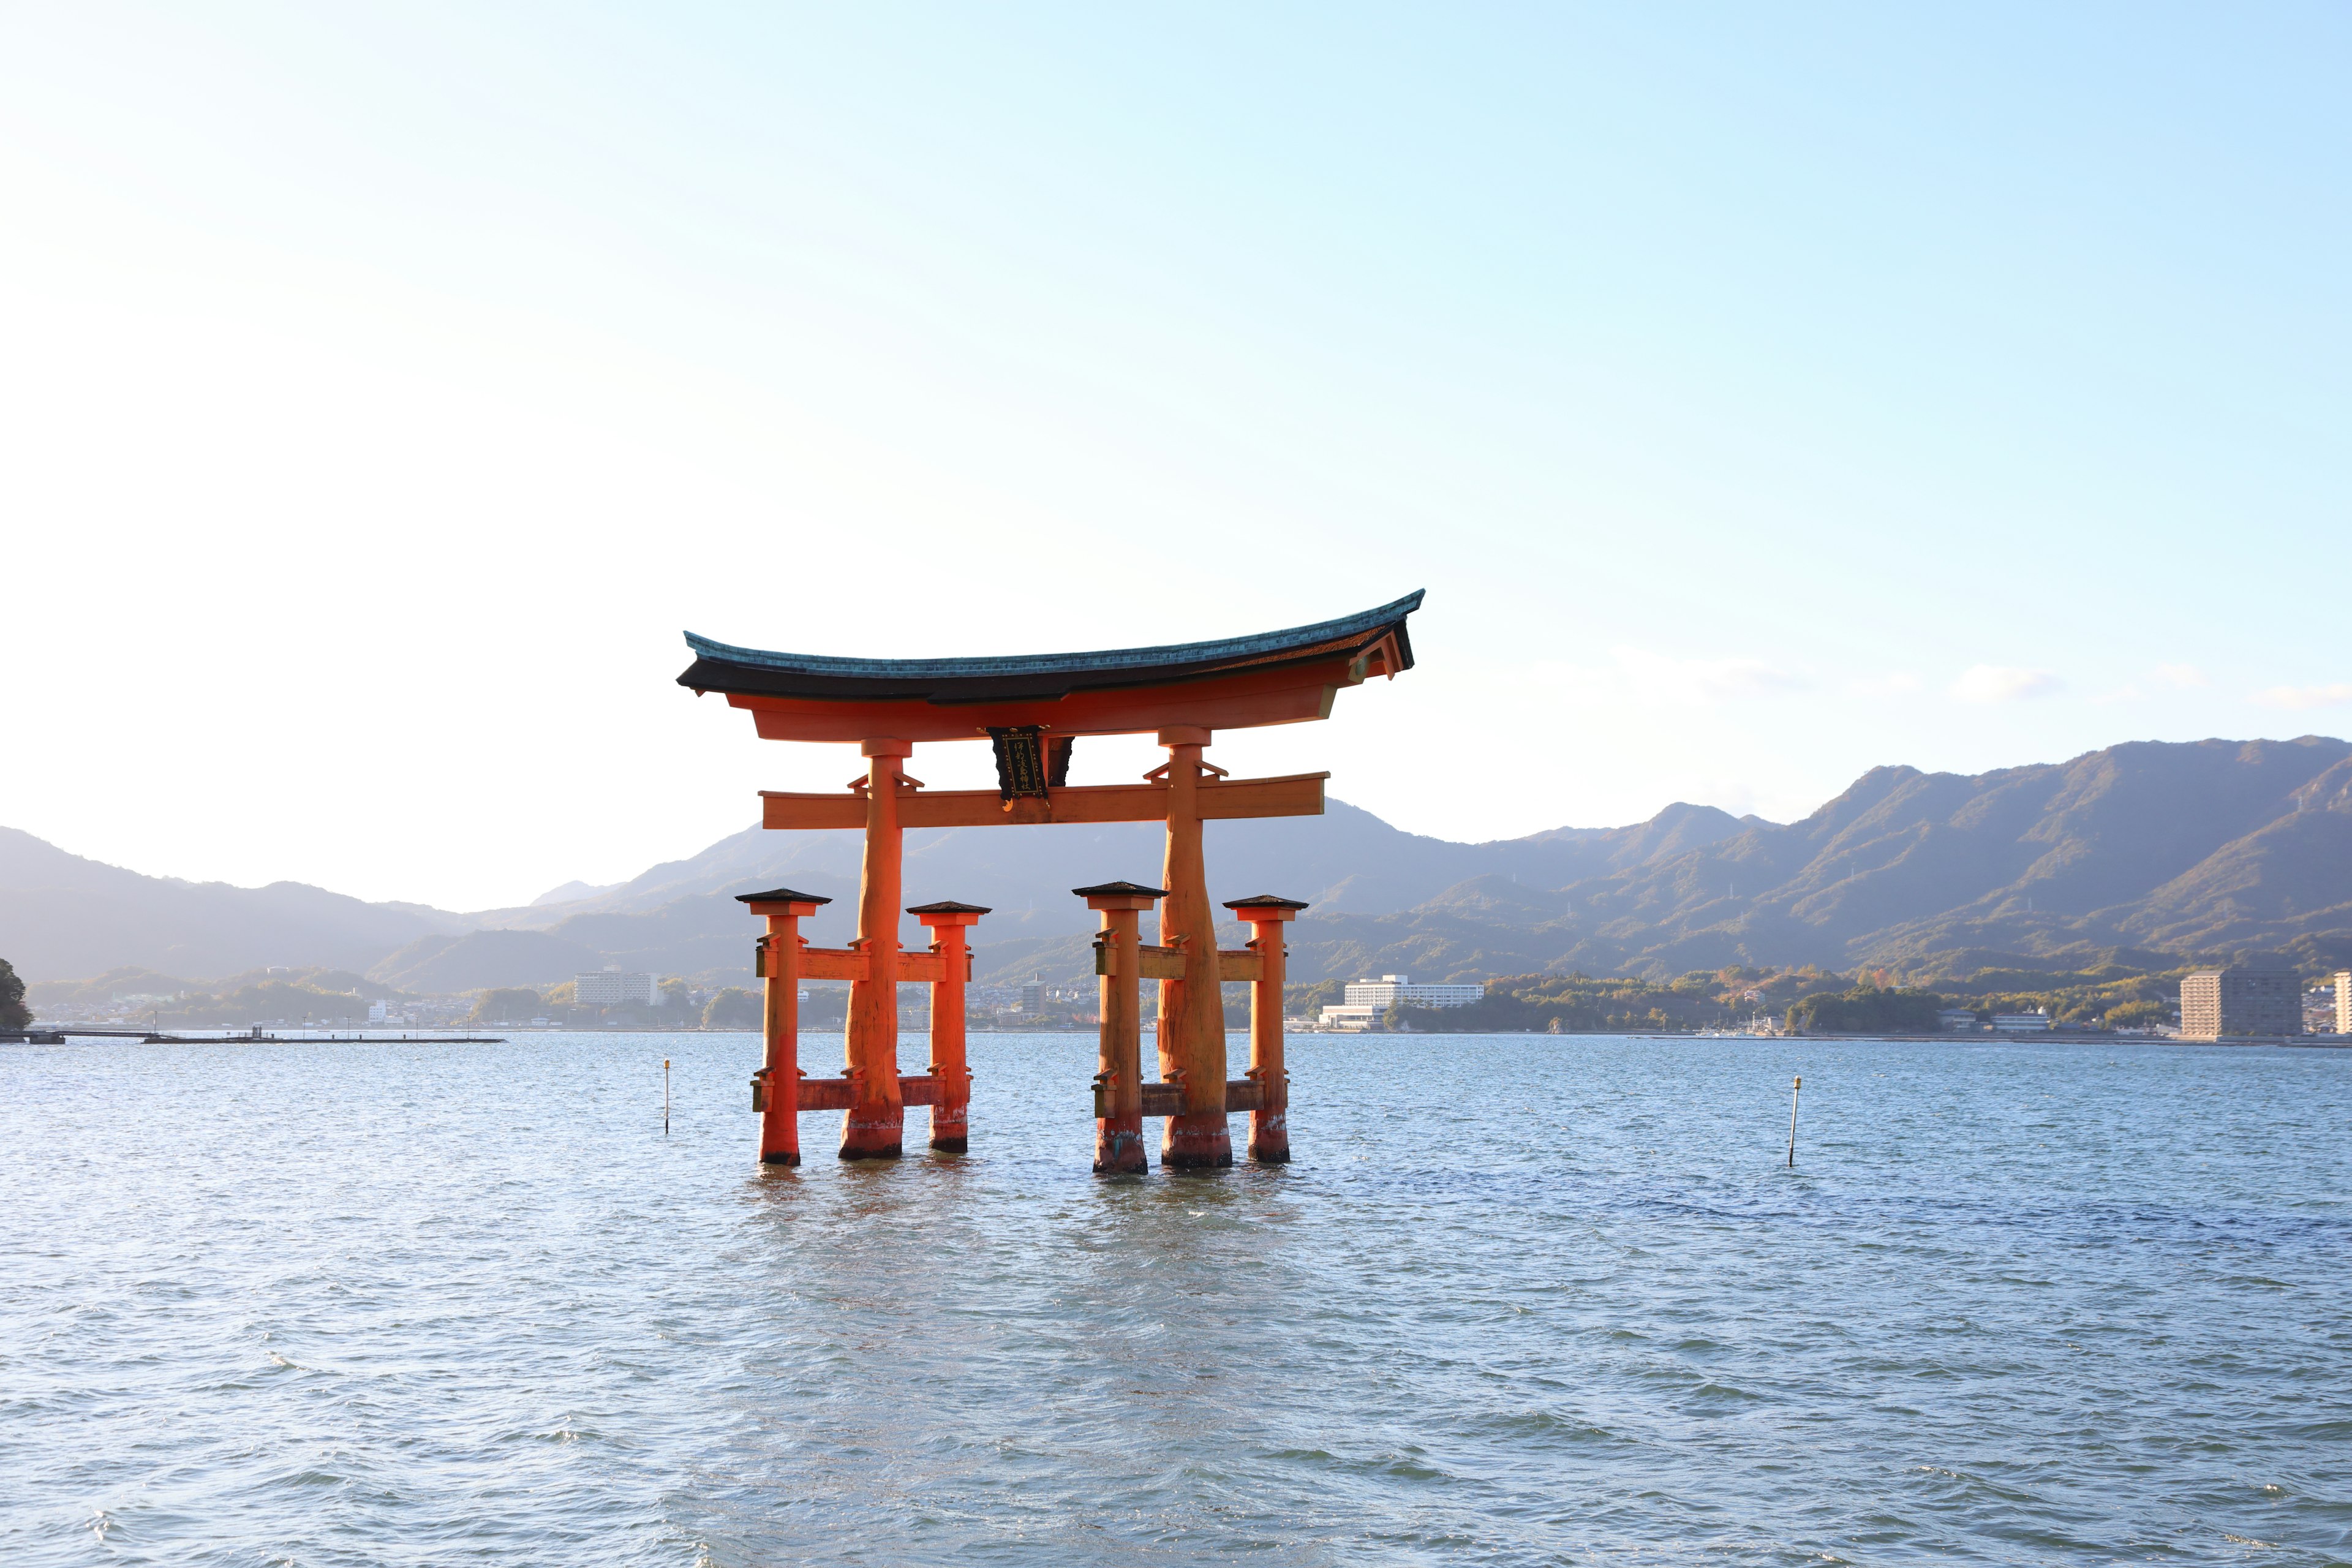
[910,900,987,1153]
[1226,894,1309,1163]
[1156,727,1232,1169]
[739,886,834,1166]
[1079,880,1166,1174]
[843,738,913,1159]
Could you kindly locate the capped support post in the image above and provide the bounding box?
[1077,880,1167,1173]
[1225,894,1308,1163]
[738,886,833,1166]
[909,900,988,1152]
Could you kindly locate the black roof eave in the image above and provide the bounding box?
[677,591,1420,703]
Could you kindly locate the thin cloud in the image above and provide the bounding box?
[1951,665,2060,704]
[2153,663,2211,690]
[1539,647,1806,707]
[2253,682,2352,711]
[1608,646,1806,705]
[2090,684,2145,706]
[1847,673,1923,698]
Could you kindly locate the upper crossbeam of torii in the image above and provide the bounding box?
[681,590,1422,1171]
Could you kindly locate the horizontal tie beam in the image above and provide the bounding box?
[760,771,1329,831]
[755,944,962,983]
[1091,1079,1272,1118]
[753,1072,948,1113]
[1093,943,1188,980]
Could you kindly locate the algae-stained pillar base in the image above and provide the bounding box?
[842,739,912,1160]
[1079,880,1166,1174]
[737,886,834,1167]
[1227,894,1309,1164]
[1156,727,1232,1170]
[911,900,989,1153]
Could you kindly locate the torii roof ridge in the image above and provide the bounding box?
[679,591,1421,704]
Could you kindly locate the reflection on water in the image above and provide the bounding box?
[4,1030,2349,1565]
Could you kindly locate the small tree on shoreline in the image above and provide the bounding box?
[0,958,28,1032]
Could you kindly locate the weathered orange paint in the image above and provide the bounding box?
[842,739,911,1159]
[794,1074,947,1112]
[1227,897,1306,1163]
[1082,884,1161,1174]
[741,891,826,1167]
[912,903,983,1153]
[1155,728,1231,1169]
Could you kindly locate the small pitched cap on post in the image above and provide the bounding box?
[735,886,833,915]
[1224,892,1310,922]
[1073,879,1168,911]
[908,899,990,927]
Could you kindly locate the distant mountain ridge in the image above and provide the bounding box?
[6,736,2348,989]
[1267,736,2352,986]
[0,826,471,981]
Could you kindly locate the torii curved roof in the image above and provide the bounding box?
[679,591,1421,706]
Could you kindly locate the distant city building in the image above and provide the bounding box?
[1319,974,1484,1030]
[2304,986,2339,1035]
[575,969,657,1006]
[1990,1009,2053,1033]
[2336,971,2351,1036]
[1340,975,1485,1009]
[368,1000,388,1023]
[1019,983,1046,1012]
[2179,965,2301,1039]
[1937,1008,1980,1031]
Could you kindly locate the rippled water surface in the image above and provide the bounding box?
[5,1031,2350,1565]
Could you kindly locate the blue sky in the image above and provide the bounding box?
[2,4,2346,909]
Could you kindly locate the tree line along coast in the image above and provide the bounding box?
[9,736,2351,1041]
[10,952,2345,1042]
[1307,960,2345,1038]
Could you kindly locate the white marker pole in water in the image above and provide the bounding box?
[1787,1074,1801,1168]
[664,1058,671,1137]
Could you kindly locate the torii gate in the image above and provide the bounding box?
[680,590,1422,1170]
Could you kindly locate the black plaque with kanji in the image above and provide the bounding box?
[990,726,1050,800]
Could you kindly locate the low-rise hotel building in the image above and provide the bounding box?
[1319,974,1485,1030]
[575,969,658,1007]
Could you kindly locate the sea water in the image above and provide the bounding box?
[2,1031,2346,1565]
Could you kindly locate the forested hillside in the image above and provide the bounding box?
[7,737,2347,990]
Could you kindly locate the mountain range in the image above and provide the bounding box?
[6,736,2348,994]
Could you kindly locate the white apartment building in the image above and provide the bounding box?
[1341,975,1485,1009]
[2337,971,2351,1035]
[1937,1008,1980,1031]
[575,969,657,1006]
[1990,1008,2054,1033]
[1319,974,1485,1030]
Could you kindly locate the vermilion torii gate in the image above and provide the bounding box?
[680,590,1422,1170]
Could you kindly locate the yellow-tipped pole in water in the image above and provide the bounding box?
[665,1058,672,1137]
[1787,1074,1801,1168]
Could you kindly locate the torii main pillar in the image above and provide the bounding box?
[842,738,911,1159]
[1155,725,1229,1168]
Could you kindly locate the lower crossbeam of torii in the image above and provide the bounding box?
[681,591,1422,1172]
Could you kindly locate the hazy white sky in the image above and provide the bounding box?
[4,4,2346,911]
